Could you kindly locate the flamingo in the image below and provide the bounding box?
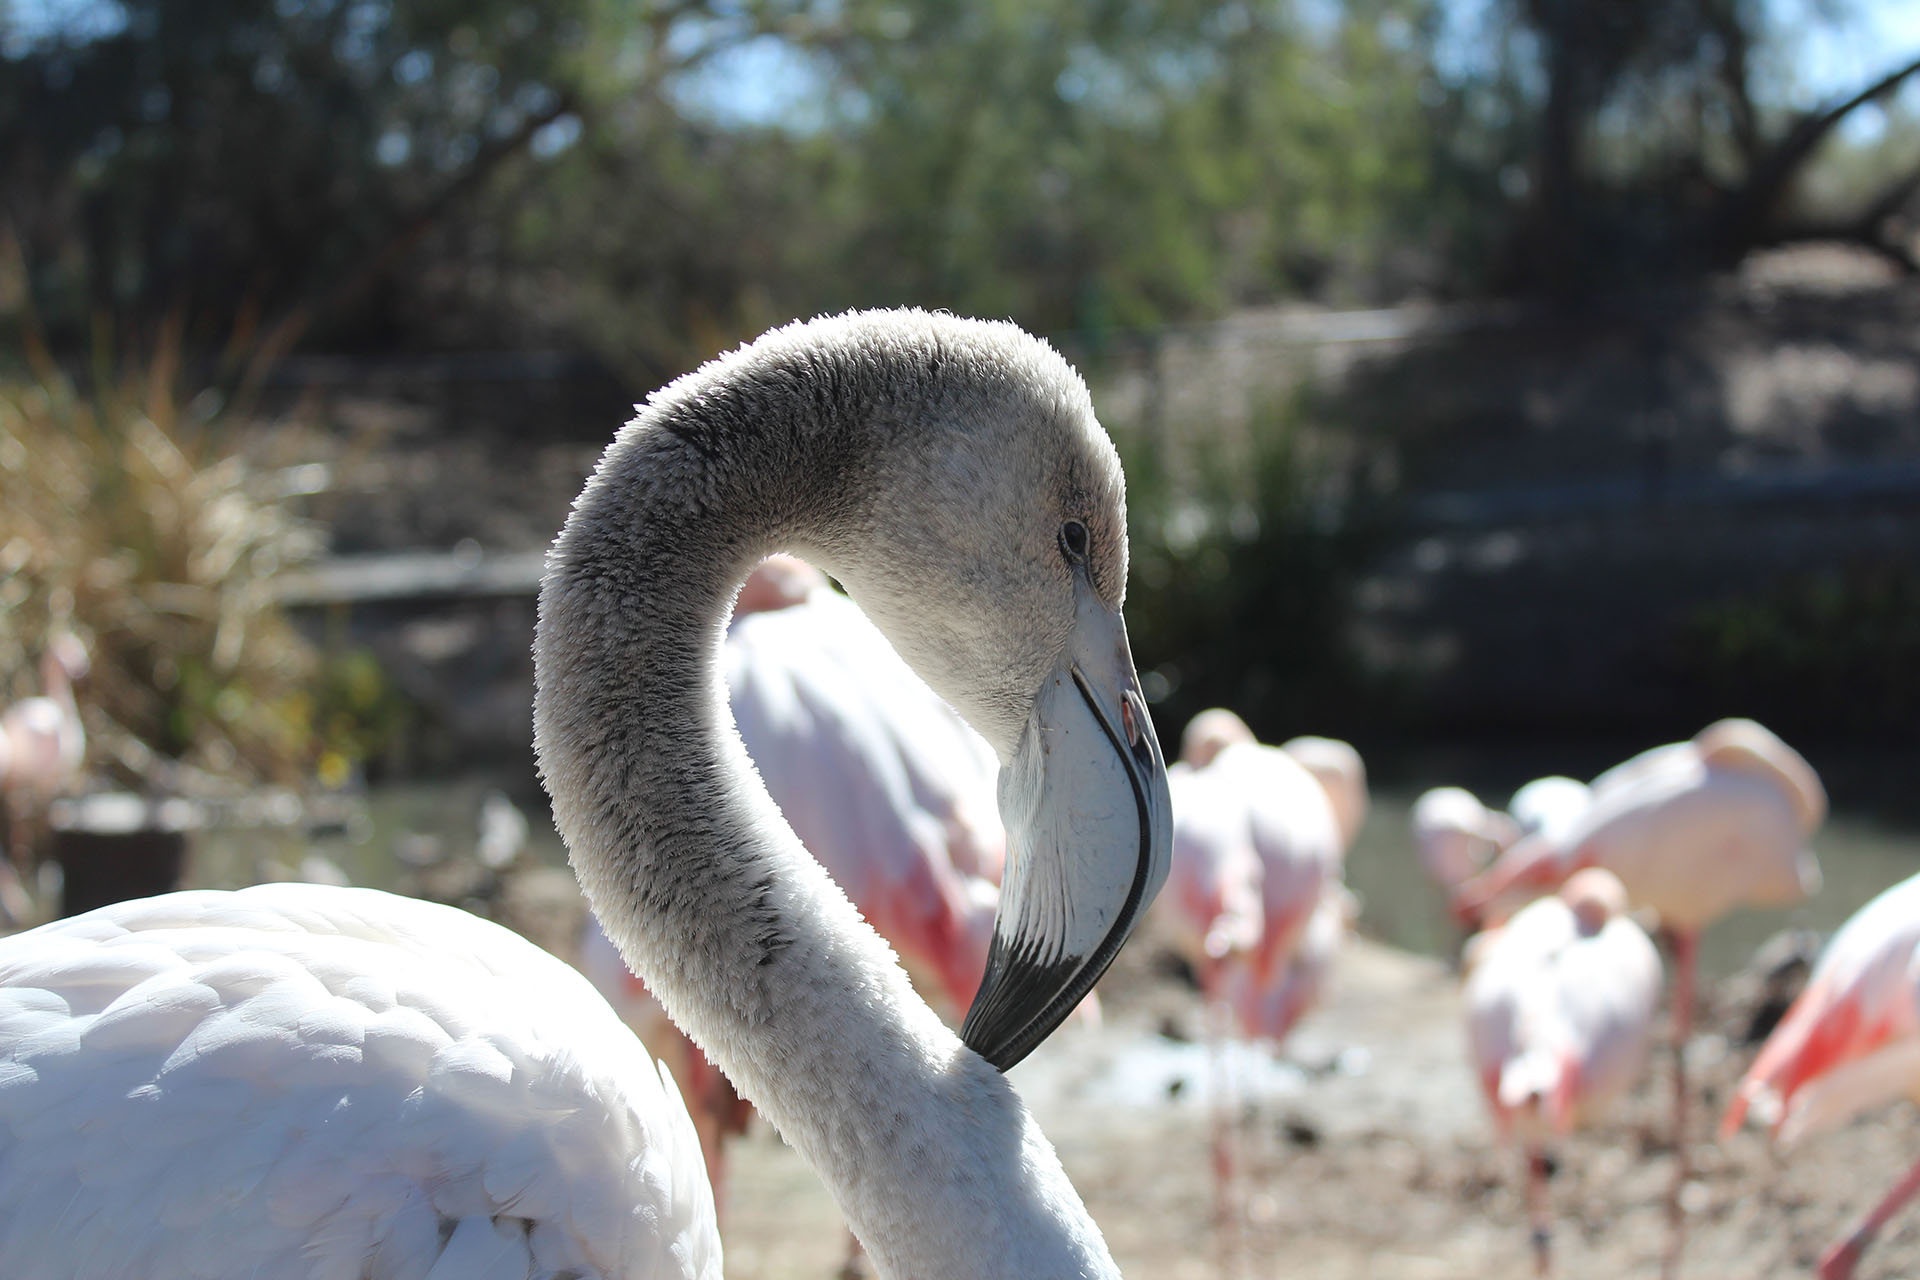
[1,631,89,851]
[1455,717,1824,1277]
[1411,786,1517,897]
[1721,870,1920,1280]
[1154,711,1361,1036]
[1464,868,1663,1275]
[0,308,1174,1278]
[1151,708,1362,1247]
[1239,881,1357,1045]
[1507,776,1592,846]
[0,631,87,923]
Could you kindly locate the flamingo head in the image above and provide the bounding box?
[1178,708,1255,769]
[1560,867,1628,936]
[790,312,1173,1071]
[44,631,90,685]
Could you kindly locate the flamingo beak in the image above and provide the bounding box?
[961,578,1172,1070]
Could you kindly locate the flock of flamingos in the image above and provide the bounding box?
[0,309,1915,1279]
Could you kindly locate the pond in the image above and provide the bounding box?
[187,740,1920,981]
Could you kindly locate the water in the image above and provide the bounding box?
[186,777,571,894]
[186,743,1920,981]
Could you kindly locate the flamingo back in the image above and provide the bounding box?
[0,884,720,1280]
[1465,892,1663,1144]
[724,587,1003,1013]
[1573,752,1819,930]
[1218,742,1343,986]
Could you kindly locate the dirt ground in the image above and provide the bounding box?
[713,936,1920,1280]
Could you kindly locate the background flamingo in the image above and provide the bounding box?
[1455,717,1825,1277]
[1507,775,1592,847]
[723,556,1006,1014]
[0,631,88,922]
[1722,870,1920,1280]
[577,554,1007,1228]
[1465,868,1663,1275]
[1151,707,1364,1248]
[1411,785,1517,899]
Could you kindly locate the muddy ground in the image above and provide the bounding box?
[714,936,1920,1280]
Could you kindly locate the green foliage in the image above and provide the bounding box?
[1670,563,1920,739]
[2,0,1457,375]
[1,0,593,349]
[1117,392,1376,741]
[4,0,1908,369]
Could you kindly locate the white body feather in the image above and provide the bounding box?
[0,884,720,1280]
[1465,892,1663,1144]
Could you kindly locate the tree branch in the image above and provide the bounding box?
[1717,51,1920,252]
[236,90,578,400]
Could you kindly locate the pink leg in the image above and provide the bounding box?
[1818,1152,1920,1280]
[1525,1145,1552,1277]
[1661,929,1698,1280]
[1198,963,1251,1279]
[1204,988,1243,1277]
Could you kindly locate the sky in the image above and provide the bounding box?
[1773,0,1920,138]
[6,0,1920,135]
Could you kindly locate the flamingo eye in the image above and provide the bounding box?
[1059,520,1089,561]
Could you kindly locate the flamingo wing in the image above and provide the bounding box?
[1724,871,1920,1141]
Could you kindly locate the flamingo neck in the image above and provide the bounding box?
[39,657,81,756]
[533,381,1115,1278]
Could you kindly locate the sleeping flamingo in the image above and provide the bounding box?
[1465,868,1663,1275]
[1722,870,1920,1280]
[723,555,1006,1013]
[1455,718,1824,1277]
[1156,711,1362,1038]
[0,309,1174,1278]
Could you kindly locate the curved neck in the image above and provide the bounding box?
[534,394,1116,1278]
[39,655,75,717]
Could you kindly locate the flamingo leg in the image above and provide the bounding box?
[1817,1150,1920,1280]
[1660,928,1698,1280]
[1525,1144,1552,1277]
[1204,986,1243,1279]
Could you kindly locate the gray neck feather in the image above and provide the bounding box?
[532,327,1116,1279]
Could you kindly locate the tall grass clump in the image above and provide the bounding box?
[1118,391,1379,743]
[0,333,363,786]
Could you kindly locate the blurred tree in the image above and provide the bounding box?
[0,0,595,358]
[1456,0,1920,291]
[0,0,1455,377]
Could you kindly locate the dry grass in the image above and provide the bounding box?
[0,330,339,787]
